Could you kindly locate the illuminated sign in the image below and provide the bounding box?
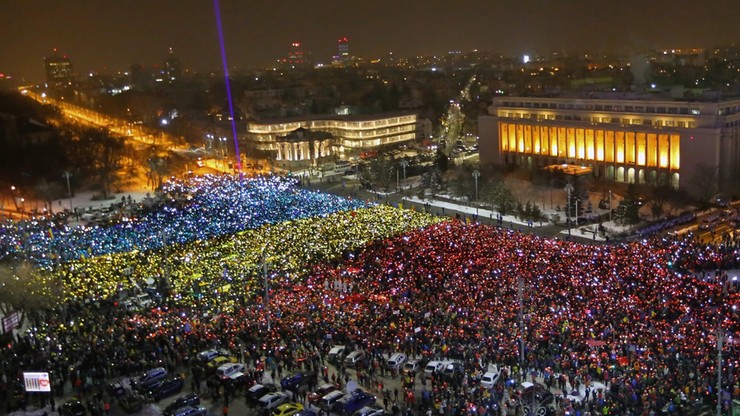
[23,372,51,392]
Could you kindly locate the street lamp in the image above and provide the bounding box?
[262,250,271,332]
[608,190,612,223]
[399,160,408,181]
[219,136,227,164]
[564,182,574,234]
[518,275,525,383]
[62,171,73,212]
[472,169,480,201]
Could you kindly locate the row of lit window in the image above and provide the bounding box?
[249,117,416,134]
[496,100,703,115]
[338,133,416,148]
[499,122,680,170]
[500,112,696,128]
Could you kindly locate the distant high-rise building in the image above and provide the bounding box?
[164,48,182,83]
[332,37,352,66]
[44,48,74,89]
[338,37,349,60]
[288,42,305,66]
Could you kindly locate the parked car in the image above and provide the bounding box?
[59,400,86,416]
[258,391,290,411]
[514,382,555,416]
[164,393,201,416]
[135,367,168,391]
[327,345,347,363]
[334,390,376,415]
[402,359,423,375]
[197,349,221,363]
[480,371,500,389]
[148,376,185,401]
[355,405,385,416]
[197,348,232,364]
[386,353,407,371]
[424,361,445,379]
[280,372,315,391]
[272,402,304,416]
[135,293,154,309]
[308,384,339,405]
[441,361,464,380]
[247,383,278,404]
[344,350,366,367]
[166,405,207,416]
[107,381,126,397]
[227,371,255,389]
[207,355,238,370]
[320,390,347,411]
[217,362,246,380]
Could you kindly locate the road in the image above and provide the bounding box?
[440,75,476,152]
[24,90,169,148]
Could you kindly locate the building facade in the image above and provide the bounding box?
[247,112,419,161]
[274,127,333,170]
[478,94,740,193]
[163,48,182,83]
[44,49,74,89]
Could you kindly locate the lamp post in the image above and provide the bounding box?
[62,171,73,212]
[518,275,525,383]
[608,190,612,223]
[400,160,408,181]
[396,168,400,192]
[717,323,724,416]
[219,137,228,169]
[162,230,171,292]
[262,251,270,332]
[564,182,574,234]
[472,169,480,201]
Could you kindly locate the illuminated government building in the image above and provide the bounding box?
[246,112,426,168]
[478,94,740,192]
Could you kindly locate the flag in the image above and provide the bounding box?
[47,228,54,239]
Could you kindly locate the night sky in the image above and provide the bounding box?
[2,0,740,83]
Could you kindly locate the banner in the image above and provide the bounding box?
[2,311,20,334]
[23,372,51,392]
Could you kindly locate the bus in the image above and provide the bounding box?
[333,161,352,175]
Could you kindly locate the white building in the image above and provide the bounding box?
[247,112,421,161]
[478,93,740,194]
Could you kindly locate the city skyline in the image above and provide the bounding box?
[2,0,740,83]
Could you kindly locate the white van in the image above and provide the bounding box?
[216,362,246,380]
[424,361,445,379]
[327,345,347,363]
[320,390,346,410]
[344,350,366,367]
[386,353,407,370]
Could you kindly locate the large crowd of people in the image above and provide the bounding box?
[0,175,368,268]
[0,174,738,416]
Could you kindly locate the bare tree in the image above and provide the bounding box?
[83,129,127,197]
[688,163,719,207]
[33,178,65,214]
